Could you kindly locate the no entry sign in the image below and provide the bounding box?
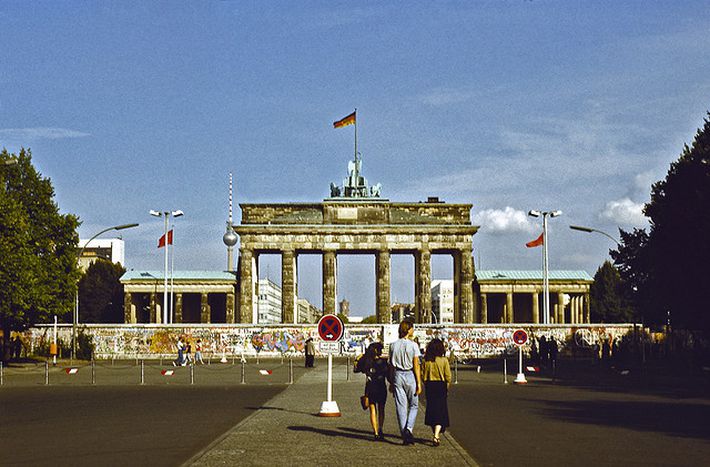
[513,329,528,346]
[317,314,344,342]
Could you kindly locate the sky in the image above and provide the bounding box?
[2,1,709,317]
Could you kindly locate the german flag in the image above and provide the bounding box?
[333,111,356,128]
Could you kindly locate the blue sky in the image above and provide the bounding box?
[2,1,709,317]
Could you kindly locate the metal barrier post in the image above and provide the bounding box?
[45,361,49,385]
[91,358,96,385]
[503,356,508,384]
[1,361,4,386]
[140,360,145,385]
[454,357,459,384]
[288,357,294,384]
[346,355,350,381]
[190,363,194,385]
[240,359,246,384]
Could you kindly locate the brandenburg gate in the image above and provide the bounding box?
[234,156,479,324]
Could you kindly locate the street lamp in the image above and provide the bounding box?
[150,209,184,324]
[74,223,140,358]
[528,210,562,324]
[569,225,620,246]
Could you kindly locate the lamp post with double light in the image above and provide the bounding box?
[150,209,183,324]
[74,223,139,359]
[528,210,562,324]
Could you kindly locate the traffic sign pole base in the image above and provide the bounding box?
[514,373,528,384]
[318,400,341,417]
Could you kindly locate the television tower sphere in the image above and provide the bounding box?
[223,222,238,247]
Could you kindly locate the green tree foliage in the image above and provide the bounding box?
[612,113,710,332]
[336,313,349,324]
[360,315,378,324]
[0,148,80,360]
[589,260,634,323]
[78,259,126,323]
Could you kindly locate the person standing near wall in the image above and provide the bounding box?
[388,318,421,445]
[305,337,315,368]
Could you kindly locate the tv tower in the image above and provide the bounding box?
[222,172,238,270]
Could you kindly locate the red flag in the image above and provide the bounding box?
[526,232,544,248]
[158,229,173,248]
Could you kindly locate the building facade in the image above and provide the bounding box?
[431,279,455,324]
[79,238,125,270]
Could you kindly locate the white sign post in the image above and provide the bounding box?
[513,329,528,384]
[317,315,344,417]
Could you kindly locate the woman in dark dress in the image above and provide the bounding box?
[422,338,451,446]
[357,342,388,440]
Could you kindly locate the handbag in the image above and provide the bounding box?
[360,395,369,410]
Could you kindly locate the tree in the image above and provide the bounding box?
[0,148,80,361]
[360,315,378,324]
[589,260,634,323]
[336,313,349,324]
[612,113,710,332]
[78,259,126,323]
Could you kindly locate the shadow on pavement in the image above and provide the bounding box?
[533,398,710,439]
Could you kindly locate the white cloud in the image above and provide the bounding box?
[474,207,536,234]
[418,87,478,107]
[598,198,648,227]
[0,127,90,140]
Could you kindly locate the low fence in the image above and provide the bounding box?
[21,323,638,360]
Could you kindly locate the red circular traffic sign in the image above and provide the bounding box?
[317,314,344,342]
[513,329,528,346]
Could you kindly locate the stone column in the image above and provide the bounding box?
[557,292,565,324]
[506,292,514,323]
[573,296,580,324]
[201,292,210,323]
[322,250,337,315]
[226,291,235,324]
[239,248,256,323]
[459,249,474,324]
[480,293,488,324]
[123,292,134,324]
[584,293,590,323]
[175,293,183,323]
[415,248,432,323]
[282,249,297,324]
[376,250,391,324]
[531,292,539,324]
[149,293,157,323]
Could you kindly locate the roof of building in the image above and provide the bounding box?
[476,270,593,282]
[120,270,237,282]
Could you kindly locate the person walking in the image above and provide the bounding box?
[305,337,316,368]
[184,341,193,365]
[356,342,389,440]
[173,336,184,367]
[422,338,452,446]
[388,318,421,445]
[194,339,204,364]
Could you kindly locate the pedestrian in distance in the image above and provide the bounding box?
[356,342,389,441]
[195,339,204,364]
[388,318,422,445]
[185,341,193,365]
[422,338,451,447]
[173,336,185,367]
[305,337,316,368]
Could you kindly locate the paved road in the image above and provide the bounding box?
[447,363,710,466]
[2,358,709,466]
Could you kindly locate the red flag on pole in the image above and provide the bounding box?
[526,232,544,248]
[158,229,173,248]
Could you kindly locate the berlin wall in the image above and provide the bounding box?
[24,323,638,360]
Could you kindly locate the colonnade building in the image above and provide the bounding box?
[120,155,593,325]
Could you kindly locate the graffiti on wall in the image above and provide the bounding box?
[24,324,637,359]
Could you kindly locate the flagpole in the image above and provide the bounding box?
[170,224,175,324]
[163,215,169,325]
[354,108,358,161]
